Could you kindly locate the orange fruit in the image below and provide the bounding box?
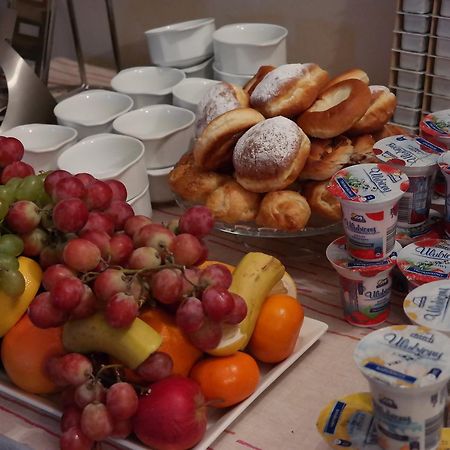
[139,308,203,377]
[190,351,260,408]
[1,314,64,394]
[247,294,304,363]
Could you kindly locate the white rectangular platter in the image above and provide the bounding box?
[0,316,328,450]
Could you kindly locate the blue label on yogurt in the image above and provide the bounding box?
[364,362,417,383]
[424,120,447,136]
[323,401,347,434]
[417,136,446,153]
[336,176,358,200]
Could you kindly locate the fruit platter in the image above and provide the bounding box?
[0,135,327,450]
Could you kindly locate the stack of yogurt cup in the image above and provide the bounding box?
[420,109,450,198]
[353,324,450,450]
[326,163,409,327]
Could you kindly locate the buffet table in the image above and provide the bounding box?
[0,202,410,450]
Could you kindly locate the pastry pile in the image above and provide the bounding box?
[169,63,407,231]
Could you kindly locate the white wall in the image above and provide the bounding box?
[51,0,396,84]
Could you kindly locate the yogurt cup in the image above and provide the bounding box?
[420,109,450,152]
[354,325,450,450]
[397,238,450,289]
[438,152,450,238]
[327,163,409,262]
[404,280,450,337]
[326,236,401,327]
[396,209,444,248]
[373,135,439,228]
[316,392,378,450]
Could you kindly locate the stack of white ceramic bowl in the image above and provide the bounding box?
[4,124,78,172]
[145,18,215,79]
[110,66,186,109]
[112,104,196,204]
[57,134,151,217]
[212,23,288,86]
[54,89,134,141]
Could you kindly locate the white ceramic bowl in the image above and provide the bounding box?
[111,66,185,109]
[57,133,147,201]
[54,89,134,140]
[172,78,220,113]
[212,64,253,87]
[128,184,152,217]
[213,23,287,75]
[4,124,78,172]
[112,104,195,170]
[145,18,215,68]
[147,167,175,204]
[182,56,214,78]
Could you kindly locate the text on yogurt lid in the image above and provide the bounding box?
[404,280,450,333]
[327,163,409,204]
[353,325,450,388]
[373,135,441,167]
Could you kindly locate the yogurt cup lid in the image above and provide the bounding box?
[404,280,450,334]
[397,238,450,284]
[438,151,450,174]
[354,325,450,388]
[373,135,440,168]
[420,109,450,137]
[326,236,401,276]
[327,163,409,205]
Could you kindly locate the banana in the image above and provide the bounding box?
[62,313,162,370]
[207,252,285,357]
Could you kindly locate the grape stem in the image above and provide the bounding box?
[95,363,123,380]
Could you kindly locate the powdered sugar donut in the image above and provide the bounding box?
[250,63,329,118]
[196,82,249,136]
[233,116,311,193]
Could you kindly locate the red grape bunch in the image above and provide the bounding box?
[45,352,140,449]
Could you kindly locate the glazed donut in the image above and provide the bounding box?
[193,108,265,170]
[168,152,231,204]
[322,68,369,91]
[297,79,372,138]
[205,180,261,224]
[372,123,413,141]
[233,116,311,193]
[255,190,311,231]
[196,82,249,136]
[303,180,342,222]
[298,135,354,181]
[348,134,377,164]
[243,65,276,96]
[346,86,397,135]
[250,63,329,118]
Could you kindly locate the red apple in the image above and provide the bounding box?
[133,376,207,450]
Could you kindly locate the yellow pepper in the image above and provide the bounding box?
[207,252,285,357]
[0,256,42,337]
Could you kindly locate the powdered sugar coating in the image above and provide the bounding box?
[233,116,302,178]
[251,63,314,104]
[370,85,389,94]
[196,82,241,136]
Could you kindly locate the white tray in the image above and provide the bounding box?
[0,316,328,450]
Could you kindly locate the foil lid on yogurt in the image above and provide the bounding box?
[327,163,409,204]
[326,236,401,276]
[438,151,450,175]
[354,325,450,388]
[373,135,441,167]
[404,280,450,335]
[420,109,450,137]
[397,238,450,284]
